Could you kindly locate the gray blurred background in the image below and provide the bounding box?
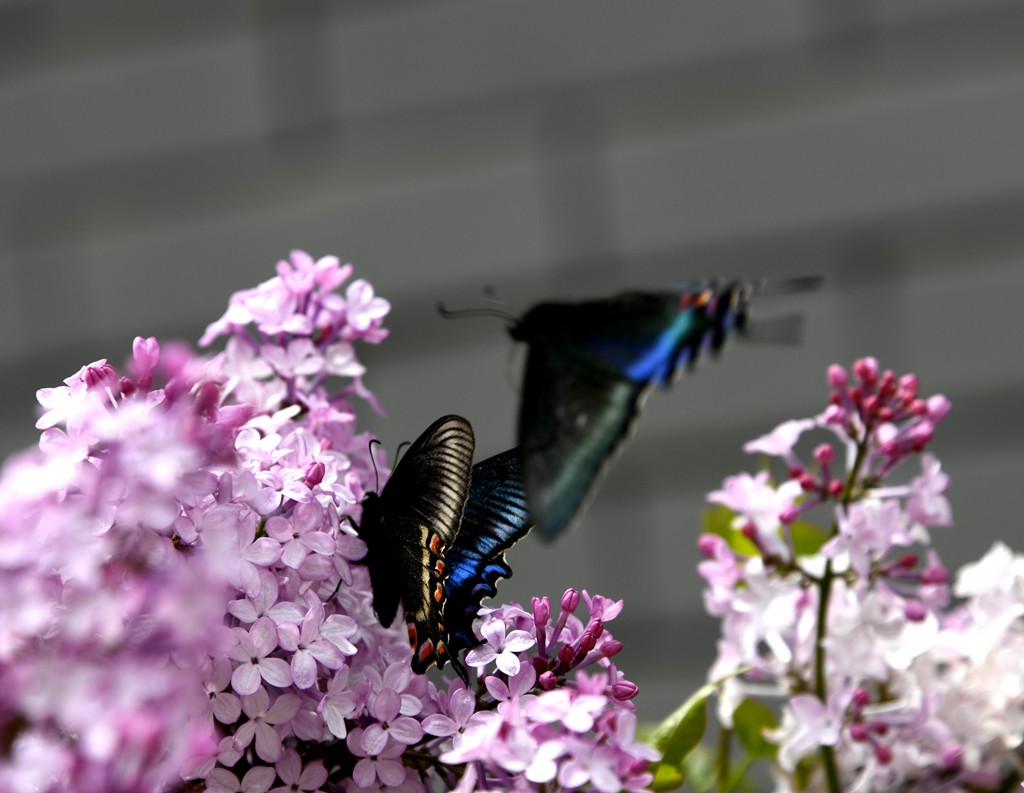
[2,1,1023,724]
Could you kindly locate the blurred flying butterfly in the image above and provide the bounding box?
[484,279,812,539]
[355,415,533,682]
[504,281,764,539]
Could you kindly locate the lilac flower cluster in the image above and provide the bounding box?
[436,591,656,792]
[0,251,656,793]
[697,357,1023,792]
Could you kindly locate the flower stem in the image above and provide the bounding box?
[716,726,732,793]
[815,557,842,793]
[814,431,869,793]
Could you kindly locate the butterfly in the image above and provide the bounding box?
[356,415,533,682]
[508,281,764,540]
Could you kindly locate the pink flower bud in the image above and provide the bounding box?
[194,382,221,418]
[926,394,951,422]
[532,596,550,626]
[813,444,834,465]
[779,506,800,525]
[874,744,893,765]
[697,534,722,558]
[822,404,846,425]
[909,421,934,451]
[853,356,879,386]
[132,336,160,375]
[601,640,624,659]
[852,687,872,708]
[538,670,558,690]
[878,370,896,397]
[84,361,118,391]
[827,479,845,497]
[850,722,870,741]
[798,473,818,492]
[903,600,927,622]
[827,364,848,389]
[304,461,325,487]
[611,680,638,700]
[921,565,949,585]
[561,588,580,613]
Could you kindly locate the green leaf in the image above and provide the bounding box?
[702,506,759,557]
[789,520,829,556]
[649,681,715,766]
[732,698,778,760]
[649,763,685,792]
[680,745,716,793]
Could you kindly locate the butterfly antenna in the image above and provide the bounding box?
[393,440,411,468]
[752,275,824,297]
[437,302,519,324]
[368,438,382,493]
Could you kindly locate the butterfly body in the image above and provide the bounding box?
[510,282,755,540]
[356,416,532,682]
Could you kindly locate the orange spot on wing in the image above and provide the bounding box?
[418,639,435,664]
[429,534,444,554]
[435,560,446,576]
[434,582,444,603]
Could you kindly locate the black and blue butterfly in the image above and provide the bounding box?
[506,280,790,540]
[355,415,532,682]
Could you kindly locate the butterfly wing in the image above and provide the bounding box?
[357,415,475,679]
[518,332,647,540]
[443,447,534,656]
[512,283,753,539]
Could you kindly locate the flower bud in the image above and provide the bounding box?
[798,473,818,492]
[853,356,879,386]
[532,596,550,627]
[926,394,951,422]
[84,361,118,391]
[561,588,580,614]
[827,364,848,389]
[304,461,325,487]
[538,670,559,690]
[611,680,639,700]
[813,444,834,465]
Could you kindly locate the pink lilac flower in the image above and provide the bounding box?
[465,615,537,675]
[696,358,1024,792]
[232,687,301,762]
[346,730,407,788]
[271,749,328,793]
[1,253,661,793]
